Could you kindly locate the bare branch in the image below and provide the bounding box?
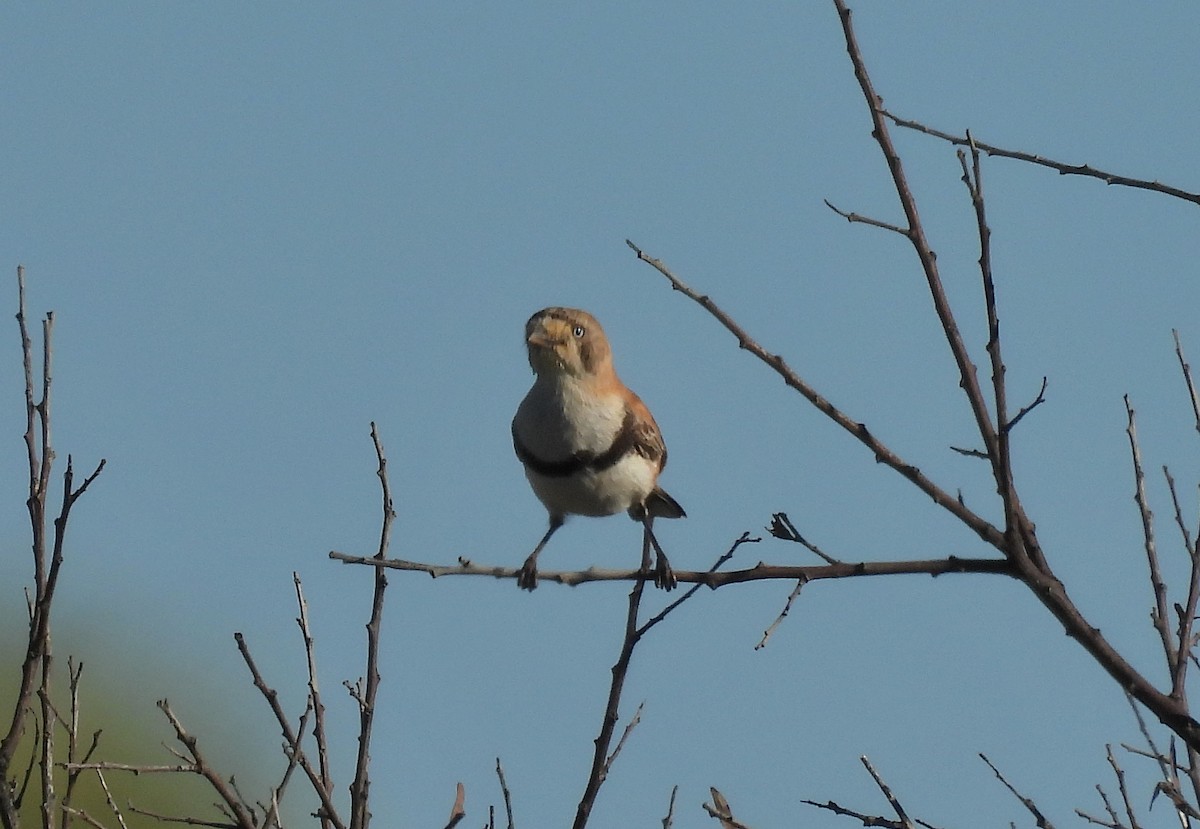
[755,579,805,651]
[860,756,915,829]
[638,532,760,637]
[61,762,194,774]
[979,753,1055,829]
[92,770,129,829]
[823,199,909,236]
[292,573,333,829]
[443,782,465,829]
[331,551,1013,587]
[765,513,841,564]
[495,758,514,829]
[662,786,678,829]
[703,787,753,829]
[572,577,648,829]
[1003,377,1048,434]
[348,422,396,829]
[1104,745,1142,829]
[233,634,345,829]
[831,2,1005,493]
[126,803,240,828]
[1173,330,1200,434]
[1125,399,1177,676]
[802,797,905,828]
[155,700,257,829]
[882,109,1200,207]
[602,701,644,776]
[625,237,1006,554]
[1165,467,1200,702]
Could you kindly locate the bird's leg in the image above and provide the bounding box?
[640,515,677,591]
[640,523,653,574]
[518,517,563,591]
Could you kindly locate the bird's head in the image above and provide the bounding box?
[524,307,613,380]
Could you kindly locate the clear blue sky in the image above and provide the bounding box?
[3,3,1200,826]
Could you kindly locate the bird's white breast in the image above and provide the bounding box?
[514,375,656,518]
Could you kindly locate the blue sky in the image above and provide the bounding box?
[3,3,1200,827]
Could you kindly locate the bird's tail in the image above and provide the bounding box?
[646,486,686,519]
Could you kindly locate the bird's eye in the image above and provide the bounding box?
[573,325,586,338]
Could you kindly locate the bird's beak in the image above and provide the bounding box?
[527,331,555,349]
[526,317,564,350]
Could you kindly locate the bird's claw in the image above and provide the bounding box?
[517,557,539,591]
[653,557,677,591]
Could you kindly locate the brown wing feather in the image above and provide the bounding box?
[627,393,686,518]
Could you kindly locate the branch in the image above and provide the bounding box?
[572,577,648,829]
[831,2,1003,481]
[155,700,257,829]
[755,579,805,651]
[330,551,1015,587]
[860,756,916,829]
[703,787,753,829]
[293,573,334,829]
[823,199,909,236]
[348,422,396,829]
[234,634,346,829]
[1125,398,1177,678]
[765,512,841,564]
[1173,330,1200,434]
[495,758,514,829]
[625,238,1006,554]
[882,110,1200,207]
[444,782,466,829]
[979,753,1055,829]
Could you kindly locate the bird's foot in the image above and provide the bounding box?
[517,556,539,591]
[653,555,677,591]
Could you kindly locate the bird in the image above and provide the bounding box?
[511,306,685,591]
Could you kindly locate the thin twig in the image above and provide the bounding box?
[155,700,257,829]
[233,635,345,829]
[93,770,129,829]
[802,797,904,828]
[882,110,1200,207]
[573,577,647,829]
[1004,377,1049,434]
[638,532,760,637]
[765,513,841,564]
[495,758,514,829]
[1125,399,1177,674]
[444,782,466,829]
[348,423,396,829]
[979,753,1055,829]
[703,788,753,829]
[662,786,678,829]
[1174,331,1200,434]
[603,701,644,775]
[293,573,334,829]
[1105,745,1142,829]
[823,199,909,236]
[755,579,805,650]
[1165,467,1200,704]
[126,803,239,828]
[832,2,1005,493]
[861,756,915,829]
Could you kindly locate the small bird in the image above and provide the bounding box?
[512,307,685,590]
